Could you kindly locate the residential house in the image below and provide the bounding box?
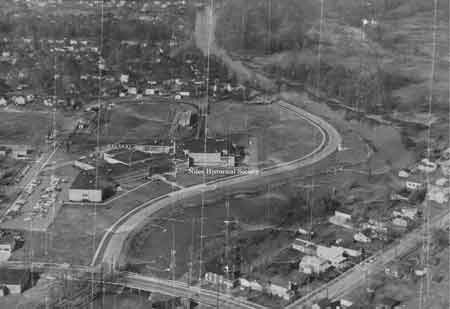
[354,232,371,243]
[0,235,15,254]
[12,96,26,105]
[398,170,410,178]
[392,208,418,220]
[11,146,33,160]
[316,245,347,268]
[265,281,293,301]
[392,218,408,228]
[0,146,9,157]
[204,272,234,289]
[297,227,314,237]
[238,278,263,292]
[427,185,449,204]
[405,180,423,191]
[144,88,157,96]
[362,219,388,234]
[375,297,402,309]
[417,158,437,173]
[0,235,15,262]
[0,97,7,106]
[299,256,331,274]
[127,87,137,95]
[120,74,129,84]
[291,238,316,255]
[0,268,31,295]
[329,210,353,229]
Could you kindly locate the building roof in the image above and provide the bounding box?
[377,297,401,307]
[0,235,15,246]
[300,255,329,266]
[70,172,114,190]
[184,138,234,154]
[0,268,30,285]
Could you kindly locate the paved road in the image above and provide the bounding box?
[121,272,267,309]
[1,260,98,274]
[89,100,341,308]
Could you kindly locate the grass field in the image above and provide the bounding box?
[208,101,321,166]
[104,101,196,143]
[0,111,51,145]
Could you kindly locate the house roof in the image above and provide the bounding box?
[377,297,401,307]
[0,235,15,245]
[0,268,30,285]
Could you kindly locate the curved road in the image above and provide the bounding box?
[89,99,341,308]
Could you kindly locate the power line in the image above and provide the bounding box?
[198,0,214,285]
[91,0,105,308]
[420,0,439,307]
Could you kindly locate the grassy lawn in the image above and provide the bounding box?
[0,111,51,145]
[208,101,321,166]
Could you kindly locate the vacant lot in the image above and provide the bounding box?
[0,111,51,145]
[105,101,196,143]
[208,101,321,167]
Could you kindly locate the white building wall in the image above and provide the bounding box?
[6,284,21,294]
[189,152,222,167]
[69,189,102,202]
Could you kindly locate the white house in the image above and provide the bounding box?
[145,88,157,96]
[398,170,410,178]
[354,232,371,243]
[238,278,263,292]
[127,87,137,95]
[297,227,314,237]
[0,97,7,106]
[299,256,331,274]
[393,208,418,220]
[329,210,353,229]
[393,218,408,228]
[13,96,26,105]
[406,180,423,191]
[427,185,449,204]
[179,91,190,97]
[204,272,234,289]
[291,238,316,255]
[316,245,347,267]
[417,158,437,173]
[266,282,293,301]
[120,74,129,84]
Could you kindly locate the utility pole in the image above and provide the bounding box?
[224,199,231,284]
[170,222,176,282]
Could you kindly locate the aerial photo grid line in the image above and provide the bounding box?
[3,0,450,308]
